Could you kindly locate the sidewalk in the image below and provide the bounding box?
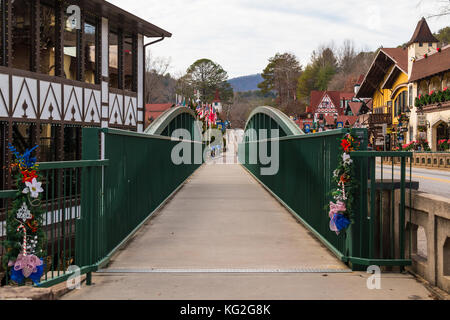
[62,164,434,300]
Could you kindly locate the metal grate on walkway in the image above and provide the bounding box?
[97,267,352,274]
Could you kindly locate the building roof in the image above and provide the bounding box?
[309,91,325,110]
[381,48,408,74]
[310,90,354,116]
[407,17,439,46]
[356,48,408,98]
[146,104,175,112]
[348,102,362,115]
[324,115,335,125]
[356,74,365,85]
[213,90,221,103]
[80,0,172,38]
[338,115,358,126]
[145,104,174,127]
[410,45,450,82]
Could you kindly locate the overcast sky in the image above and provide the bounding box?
[109,0,449,79]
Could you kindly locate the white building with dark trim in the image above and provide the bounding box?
[0,0,171,189]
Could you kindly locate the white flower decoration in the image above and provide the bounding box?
[17,202,32,222]
[25,178,44,199]
[342,153,353,166]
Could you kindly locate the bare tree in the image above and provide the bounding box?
[337,39,357,75]
[145,52,175,104]
[418,0,450,18]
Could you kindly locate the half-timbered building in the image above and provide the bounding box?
[0,0,171,189]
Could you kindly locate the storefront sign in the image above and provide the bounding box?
[336,122,344,129]
[304,124,311,133]
[417,115,427,127]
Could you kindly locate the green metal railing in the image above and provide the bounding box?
[73,127,202,284]
[1,160,108,287]
[348,151,413,269]
[239,128,413,270]
[1,127,202,287]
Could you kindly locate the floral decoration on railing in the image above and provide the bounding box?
[438,139,450,151]
[415,88,450,110]
[1,144,46,285]
[328,132,360,235]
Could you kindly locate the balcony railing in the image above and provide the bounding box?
[369,113,392,125]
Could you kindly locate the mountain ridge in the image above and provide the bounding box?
[228,74,263,92]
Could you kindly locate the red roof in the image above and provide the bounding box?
[338,115,358,126]
[324,115,335,125]
[348,102,362,115]
[381,47,408,74]
[213,90,221,103]
[309,91,324,110]
[145,103,174,128]
[410,45,450,82]
[310,90,355,116]
[356,74,365,85]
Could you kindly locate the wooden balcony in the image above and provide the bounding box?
[369,113,392,125]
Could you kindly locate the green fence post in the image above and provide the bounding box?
[399,157,406,261]
[77,128,101,282]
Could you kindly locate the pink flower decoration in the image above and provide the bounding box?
[329,201,346,217]
[13,254,43,278]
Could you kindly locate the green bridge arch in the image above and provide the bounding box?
[243,106,304,141]
[144,106,203,142]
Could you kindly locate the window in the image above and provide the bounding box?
[40,2,56,75]
[387,101,392,115]
[63,4,78,80]
[84,19,97,83]
[40,124,59,162]
[394,91,407,116]
[430,76,441,93]
[109,31,119,88]
[444,73,450,89]
[12,123,35,154]
[409,85,413,107]
[428,43,433,47]
[64,127,82,161]
[12,0,32,71]
[124,35,134,91]
[419,42,423,47]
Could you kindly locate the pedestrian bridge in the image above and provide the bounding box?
[2,106,430,299]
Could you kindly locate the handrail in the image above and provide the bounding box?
[0,190,17,199]
[350,151,413,157]
[38,160,109,169]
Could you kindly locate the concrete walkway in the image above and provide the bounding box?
[63,164,433,300]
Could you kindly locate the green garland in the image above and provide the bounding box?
[327,131,361,234]
[2,144,47,285]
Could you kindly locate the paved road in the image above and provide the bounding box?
[376,165,450,198]
[63,164,432,300]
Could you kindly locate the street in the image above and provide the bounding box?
[376,165,450,199]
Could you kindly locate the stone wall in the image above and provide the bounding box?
[399,191,450,293]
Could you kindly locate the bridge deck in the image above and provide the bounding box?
[64,163,432,300]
